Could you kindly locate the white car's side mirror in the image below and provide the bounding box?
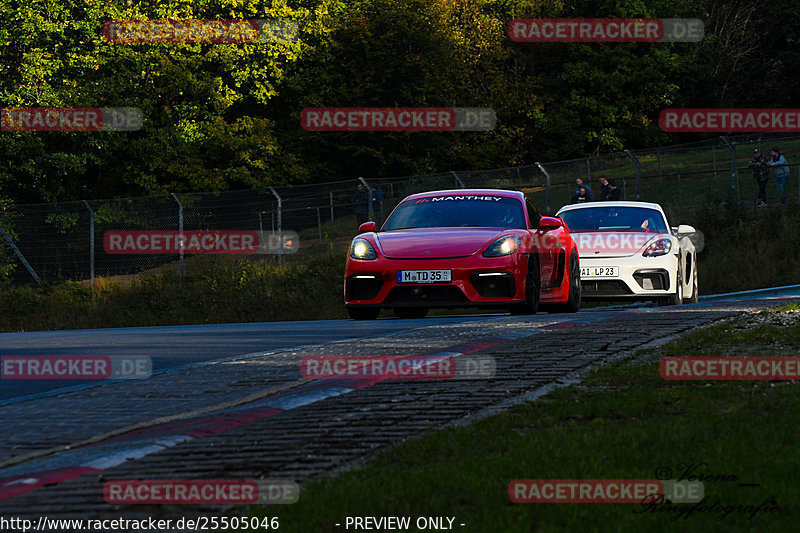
[676,224,696,236]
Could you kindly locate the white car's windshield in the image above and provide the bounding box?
[560,206,668,233]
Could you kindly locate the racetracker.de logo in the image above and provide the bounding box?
[509,479,703,504]
[104,480,299,504]
[103,19,298,44]
[104,230,258,255]
[301,355,496,380]
[1,356,151,380]
[1,108,143,132]
[660,108,800,132]
[300,107,495,132]
[104,230,298,255]
[660,357,800,380]
[508,18,704,43]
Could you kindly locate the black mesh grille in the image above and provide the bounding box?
[581,280,633,296]
[469,272,516,298]
[345,275,384,301]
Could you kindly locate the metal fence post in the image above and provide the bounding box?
[0,226,42,286]
[269,187,282,267]
[82,200,94,287]
[657,150,662,177]
[535,162,551,214]
[170,193,183,276]
[586,158,591,182]
[329,191,334,221]
[358,177,373,219]
[720,136,738,202]
[624,149,641,200]
[451,170,465,189]
[316,207,322,240]
[712,145,717,178]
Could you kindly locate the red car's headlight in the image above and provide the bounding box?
[350,238,377,260]
[483,235,520,257]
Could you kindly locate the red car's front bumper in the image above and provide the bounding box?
[344,254,529,309]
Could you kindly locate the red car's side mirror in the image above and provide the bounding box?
[358,221,377,233]
[538,216,564,230]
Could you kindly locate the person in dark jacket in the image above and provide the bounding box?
[606,179,621,201]
[598,176,611,201]
[575,178,594,201]
[371,185,384,215]
[748,148,770,207]
[353,183,370,227]
[571,186,590,204]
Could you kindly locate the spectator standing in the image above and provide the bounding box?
[353,183,370,227]
[575,178,594,201]
[606,179,621,201]
[571,186,590,204]
[598,176,611,201]
[371,185,384,215]
[748,148,770,207]
[768,147,789,204]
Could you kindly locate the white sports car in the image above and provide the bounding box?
[555,201,698,305]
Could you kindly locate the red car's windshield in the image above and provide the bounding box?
[383,195,526,230]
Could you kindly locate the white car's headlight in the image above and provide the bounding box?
[483,235,520,257]
[642,238,672,257]
[350,238,377,260]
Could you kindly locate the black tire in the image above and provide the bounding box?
[394,307,429,319]
[510,254,540,315]
[659,257,683,306]
[685,258,698,304]
[347,307,380,320]
[548,248,581,313]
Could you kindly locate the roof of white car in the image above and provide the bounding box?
[556,201,665,214]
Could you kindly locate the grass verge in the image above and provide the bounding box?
[0,252,348,331]
[249,305,800,532]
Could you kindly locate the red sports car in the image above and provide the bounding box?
[344,189,581,319]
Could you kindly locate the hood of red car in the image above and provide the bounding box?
[376,228,504,259]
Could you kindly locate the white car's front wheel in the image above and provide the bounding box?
[685,258,698,304]
[660,256,683,306]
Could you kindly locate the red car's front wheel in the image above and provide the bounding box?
[510,254,540,315]
[545,249,581,313]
